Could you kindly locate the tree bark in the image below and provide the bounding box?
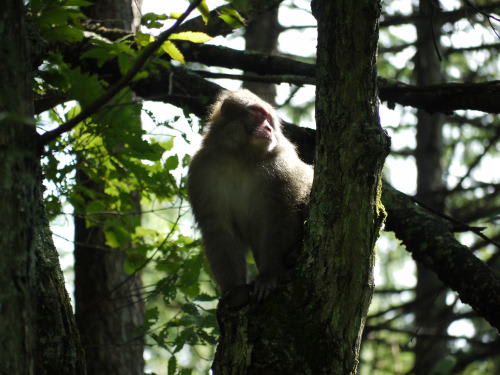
[306,0,388,373]
[243,7,280,104]
[74,1,145,375]
[212,1,388,373]
[413,1,449,373]
[0,1,85,374]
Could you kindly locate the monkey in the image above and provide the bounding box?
[187,89,313,300]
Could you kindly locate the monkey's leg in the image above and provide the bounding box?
[252,234,291,300]
[201,229,248,296]
[252,211,301,300]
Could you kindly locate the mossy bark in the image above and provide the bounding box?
[212,1,388,374]
[0,1,85,373]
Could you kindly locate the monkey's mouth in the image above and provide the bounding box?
[253,122,274,140]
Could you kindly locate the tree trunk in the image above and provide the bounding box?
[413,1,449,373]
[306,0,388,373]
[0,1,85,374]
[243,7,280,105]
[74,1,145,375]
[212,1,388,373]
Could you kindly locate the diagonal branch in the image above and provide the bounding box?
[380,1,500,27]
[382,183,500,331]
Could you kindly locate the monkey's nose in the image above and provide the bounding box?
[248,105,272,124]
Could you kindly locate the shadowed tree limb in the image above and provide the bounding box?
[382,184,500,331]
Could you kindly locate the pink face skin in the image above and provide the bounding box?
[248,105,277,150]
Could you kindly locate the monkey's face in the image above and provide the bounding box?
[245,104,278,151]
[216,96,279,154]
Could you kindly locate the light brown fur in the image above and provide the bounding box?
[188,90,313,299]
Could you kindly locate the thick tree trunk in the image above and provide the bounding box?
[413,1,449,373]
[0,1,85,374]
[74,1,145,375]
[306,0,388,373]
[212,1,388,373]
[74,171,144,375]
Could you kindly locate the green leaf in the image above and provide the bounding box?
[45,25,84,42]
[117,54,133,74]
[65,68,105,106]
[167,356,177,375]
[165,155,179,171]
[144,307,159,328]
[181,303,200,317]
[180,255,202,297]
[159,138,175,151]
[197,0,210,24]
[169,31,212,44]
[141,12,168,29]
[135,32,155,47]
[161,41,185,64]
[38,8,69,27]
[65,0,92,6]
[104,230,121,248]
[86,199,106,214]
[218,7,246,28]
[430,355,457,375]
[81,46,114,68]
[169,12,183,19]
[104,223,131,248]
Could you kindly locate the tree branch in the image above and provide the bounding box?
[382,183,500,331]
[380,1,500,27]
[176,43,500,113]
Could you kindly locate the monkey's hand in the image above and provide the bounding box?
[253,274,279,301]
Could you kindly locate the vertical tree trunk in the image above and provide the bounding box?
[243,7,280,104]
[212,1,388,373]
[0,1,85,374]
[413,1,449,373]
[74,1,145,375]
[307,0,388,373]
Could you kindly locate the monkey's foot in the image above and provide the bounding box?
[220,285,251,309]
[253,275,279,301]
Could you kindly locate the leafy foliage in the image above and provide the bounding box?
[32,1,226,373]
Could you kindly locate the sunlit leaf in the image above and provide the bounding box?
[197,0,210,24]
[169,31,212,43]
[161,41,185,64]
[218,7,246,28]
[169,12,182,19]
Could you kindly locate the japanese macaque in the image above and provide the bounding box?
[188,90,313,300]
